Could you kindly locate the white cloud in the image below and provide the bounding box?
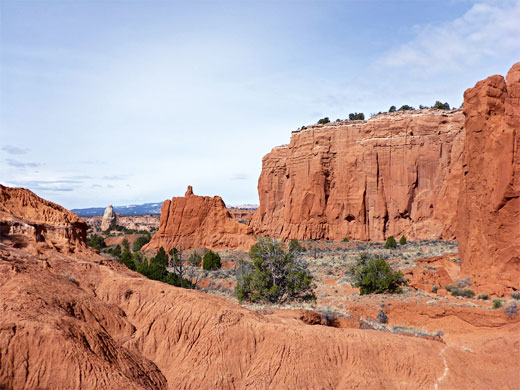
[379,0,520,75]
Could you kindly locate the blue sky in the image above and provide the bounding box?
[1,0,519,209]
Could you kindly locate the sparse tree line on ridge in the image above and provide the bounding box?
[309,101,454,130]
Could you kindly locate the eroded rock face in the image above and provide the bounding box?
[1,187,519,389]
[143,186,256,252]
[250,109,464,242]
[101,205,117,231]
[457,63,520,292]
[0,184,87,252]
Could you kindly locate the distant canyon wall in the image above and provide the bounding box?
[250,109,465,242]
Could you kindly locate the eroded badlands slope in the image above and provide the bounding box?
[2,186,519,389]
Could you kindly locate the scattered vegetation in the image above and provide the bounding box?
[189,252,202,267]
[235,238,316,304]
[505,302,517,318]
[342,237,350,242]
[348,112,365,121]
[398,105,415,111]
[136,247,196,289]
[87,234,106,251]
[511,291,520,300]
[384,236,397,249]
[132,234,151,252]
[478,293,489,300]
[317,117,330,125]
[445,285,475,298]
[287,238,305,253]
[203,250,222,271]
[350,253,407,295]
[377,309,388,324]
[493,299,502,309]
[433,101,450,110]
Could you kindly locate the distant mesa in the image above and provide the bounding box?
[100,205,117,231]
[143,186,256,252]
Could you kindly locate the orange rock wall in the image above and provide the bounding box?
[0,184,87,252]
[457,63,520,286]
[251,109,464,241]
[143,186,256,252]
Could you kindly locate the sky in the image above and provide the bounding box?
[1,0,519,209]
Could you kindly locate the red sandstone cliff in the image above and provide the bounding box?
[143,186,256,252]
[250,109,464,241]
[457,63,520,290]
[0,184,87,252]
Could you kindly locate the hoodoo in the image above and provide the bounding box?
[457,62,520,293]
[143,186,256,252]
[100,205,117,231]
[250,109,464,242]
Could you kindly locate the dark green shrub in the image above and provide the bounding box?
[87,235,106,251]
[511,291,520,300]
[389,105,396,113]
[342,237,350,242]
[445,284,474,297]
[377,309,388,324]
[133,235,151,252]
[203,251,221,271]
[478,293,489,300]
[288,238,305,253]
[385,236,397,249]
[433,101,450,110]
[493,299,502,309]
[235,238,315,304]
[350,254,407,295]
[150,247,168,267]
[398,105,415,111]
[432,285,439,293]
[109,244,122,259]
[136,247,194,289]
[189,252,202,267]
[348,112,365,121]
[121,252,136,270]
[399,235,407,245]
[505,303,517,318]
[317,117,330,125]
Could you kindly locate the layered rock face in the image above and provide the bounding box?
[457,63,520,289]
[101,205,117,231]
[250,109,464,241]
[143,186,256,252]
[0,184,87,252]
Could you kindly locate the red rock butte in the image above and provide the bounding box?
[250,108,465,242]
[143,186,256,252]
[457,62,520,292]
